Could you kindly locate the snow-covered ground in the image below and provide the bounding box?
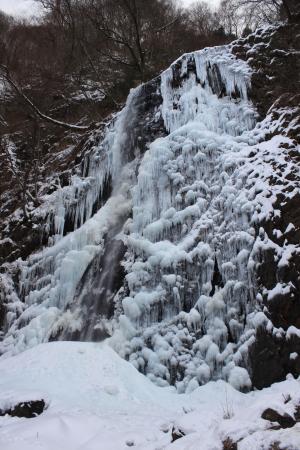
[0,341,300,450]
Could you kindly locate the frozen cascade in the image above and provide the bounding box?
[0,84,150,354]
[111,46,261,391]
[52,85,141,239]
[1,45,267,391]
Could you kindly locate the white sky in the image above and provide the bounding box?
[182,0,220,7]
[0,0,39,17]
[0,0,221,18]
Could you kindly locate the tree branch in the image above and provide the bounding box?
[1,136,39,207]
[0,65,91,132]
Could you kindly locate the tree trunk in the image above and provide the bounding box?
[281,0,292,21]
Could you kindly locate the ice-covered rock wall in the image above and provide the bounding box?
[2,42,296,391]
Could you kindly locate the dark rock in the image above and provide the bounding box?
[294,404,300,422]
[268,443,283,450]
[207,63,227,98]
[249,327,300,389]
[233,22,300,136]
[210,259,224,296]
[222,437,238,450]
[0,399,46,418]
[171,426,185,442]
[261,408,296,428]
[249,142,300,388]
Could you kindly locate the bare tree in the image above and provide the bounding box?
[81,0,181,82]
[218,0,265,36]
[0,0,233,154]
[38,0,181,83]
[0,135,39,218]
[188,2,219,37]
[239,0,293,21]
[218,0,298,34]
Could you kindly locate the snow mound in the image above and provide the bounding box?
[0,342,300,450]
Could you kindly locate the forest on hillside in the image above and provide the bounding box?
[0,0,298,226]
[0,0,297,131]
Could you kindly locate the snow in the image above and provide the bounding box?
[287,326,300,340]
[0,341,300,450]
[267,283,291,301]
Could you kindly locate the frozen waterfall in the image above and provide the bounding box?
[1,45,267,391]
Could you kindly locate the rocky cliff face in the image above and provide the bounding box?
[0,20,299,392]
[232,21,300,388]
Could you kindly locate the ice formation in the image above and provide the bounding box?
[0,85,144,353]
[0,44,289,391]
[111,47,261,391]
